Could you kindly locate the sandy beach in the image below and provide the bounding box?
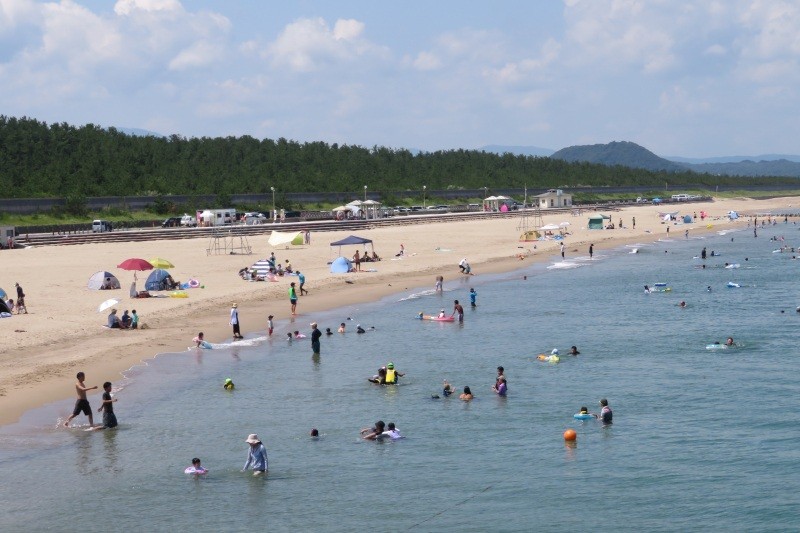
[0,196,794,426]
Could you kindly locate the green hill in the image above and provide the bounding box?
[551,141,687,172]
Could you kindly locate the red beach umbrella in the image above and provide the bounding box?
[117,258,154,271]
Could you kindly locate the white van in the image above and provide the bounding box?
[671,194,690,201]
[92,220,113,233]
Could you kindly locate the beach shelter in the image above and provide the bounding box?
[728,211,739,220]
[268,230,302,248]
[250,259,274,276]
[87,271,121,290]
[329,235,374,256]
[0,299,11,314]
[588,215,609,229]
[0,287,6,300]
[145,268,172,291]
[682,214,693,223]
[330,256,353,273]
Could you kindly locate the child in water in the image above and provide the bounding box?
[185,458,208,475]
[442,380,454,397]
[224,378,235,391]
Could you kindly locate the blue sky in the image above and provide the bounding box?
[1,0,798,157]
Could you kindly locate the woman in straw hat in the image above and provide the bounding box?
[242,433,268,475]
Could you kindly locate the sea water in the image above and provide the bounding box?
[2,222,800,532]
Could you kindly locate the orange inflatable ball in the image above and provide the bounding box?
[563,429,577,441]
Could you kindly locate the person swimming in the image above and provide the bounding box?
[356,324,366,334]
[442,379,454,397]
[223,378,235,391]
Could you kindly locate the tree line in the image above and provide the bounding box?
[0,115,793,200]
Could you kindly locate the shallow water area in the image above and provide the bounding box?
[2,221,800,531]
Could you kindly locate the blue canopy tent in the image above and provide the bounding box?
[330,256,353,274]
[683,214,693,223]
[329,235,374,256]
[145,269,172,291]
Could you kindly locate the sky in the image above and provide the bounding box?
[1,0,799,157]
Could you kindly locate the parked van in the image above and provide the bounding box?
[92,220,113,233]
[671,194,690,201]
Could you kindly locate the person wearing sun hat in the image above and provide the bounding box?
[384,362,405,384]
[242,433,268,475]
[230,303,242,339]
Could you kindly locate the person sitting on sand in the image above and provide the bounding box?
[460,386,474,401]
[372,251,380,261]
[120,310,132,328]
[107,309,121,329]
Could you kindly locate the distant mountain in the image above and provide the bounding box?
[550,141,686,172]
[481,144,555,157]
[667,154,800,164]
[685,159,800,177]
[114,127,164,138]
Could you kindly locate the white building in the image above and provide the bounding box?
[535,189,572,209]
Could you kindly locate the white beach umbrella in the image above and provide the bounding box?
[97,298,120,313]
[559,222,571,228]
[539,223,560,231]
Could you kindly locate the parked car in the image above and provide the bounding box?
[636,197,649,203]
[162,217,182,227]
[180,214,197,227]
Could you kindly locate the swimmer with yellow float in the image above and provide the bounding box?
[536,348,560,363]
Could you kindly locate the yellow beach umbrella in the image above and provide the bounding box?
[149,257,175,269]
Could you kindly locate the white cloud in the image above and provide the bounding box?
[266,17,383,72]
[114,0,181,16]
[411,51,441,71]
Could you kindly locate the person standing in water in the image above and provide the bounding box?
[599,398,613,424]
[64,372,98,428]
[469,288,477,307]
[452,300,464,322]
[310,322,321,356]
[289,282,298,315]
[97,381,118,429]
[242,434,268,475]
[560,242,565,260]
[230,303,243,339]
[589,243,594,259]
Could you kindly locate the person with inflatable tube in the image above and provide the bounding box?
[384,362,405,384]
[573,406,594,420]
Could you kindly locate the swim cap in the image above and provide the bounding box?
[225,378,232,384]
[441,309,445,312]
[387,362,395,369]
[551,348,559,355]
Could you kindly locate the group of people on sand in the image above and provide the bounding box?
[107,308,138,329]
[3,282,27,315]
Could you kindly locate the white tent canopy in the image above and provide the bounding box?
[268,230,301,247]
[539,223,560,231]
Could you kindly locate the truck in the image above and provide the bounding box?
[180,214,197,227]
[196,209,236,227]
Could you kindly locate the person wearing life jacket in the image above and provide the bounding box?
[384,362,405,384]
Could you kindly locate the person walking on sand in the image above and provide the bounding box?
[298,271,308,295]
[310,322,321,356]
[64,372,98,428]
[632,216,636,229]
[289,282,298,315]
[353,250,362,271]
[230,303,243,339]
[15,282,27,314]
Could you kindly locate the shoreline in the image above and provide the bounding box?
[0,196,793,427]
